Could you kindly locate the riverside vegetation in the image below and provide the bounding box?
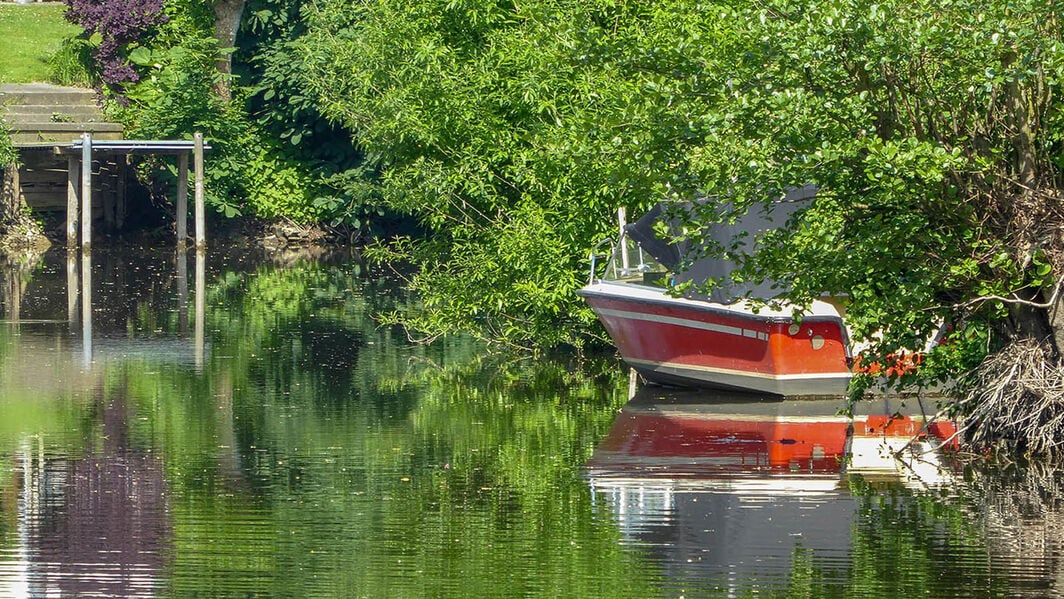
[6,0,1064,456]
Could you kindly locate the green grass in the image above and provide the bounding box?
[0,3,81,84]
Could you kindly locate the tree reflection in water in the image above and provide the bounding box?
[0,249,1059,597]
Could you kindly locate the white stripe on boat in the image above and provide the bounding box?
[594,307,771,341]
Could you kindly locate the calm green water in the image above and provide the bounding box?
[0,248,1059,598]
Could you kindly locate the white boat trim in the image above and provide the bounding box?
[582,280,844,319]
[587,474,844,495]
[593,307,771,341]
[640,410,854,424]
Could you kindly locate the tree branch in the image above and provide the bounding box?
[951,277,1064,310]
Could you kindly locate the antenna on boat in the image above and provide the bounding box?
[618,206,630,273]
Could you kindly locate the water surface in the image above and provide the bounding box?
[0,248,1059,598]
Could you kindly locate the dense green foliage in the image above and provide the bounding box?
[295,0,1064,382]
[109,0,322,221]
[236,0,385,230]
[298,0,696,347]
[41,0,1064,387]
[676,0,1064,395]
[0,119,16,168]
[46,0,378,228]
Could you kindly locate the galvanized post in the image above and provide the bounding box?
[194,249,205,370]
[80,133,92,251]
[66,250,78,329]
[177,152,188,248]
[66,156,79,248]
[81,251,92,366]
[194,132,206,249]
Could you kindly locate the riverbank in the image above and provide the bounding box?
[26,213,360,252]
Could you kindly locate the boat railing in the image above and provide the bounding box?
[587,237,616,285]
[588,232,661,285]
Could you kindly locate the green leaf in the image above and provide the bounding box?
[128,46,153,66]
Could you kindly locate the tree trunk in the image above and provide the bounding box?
[1047,294,1064,359]
[1001,54,1061,360]
[212,0,247,101]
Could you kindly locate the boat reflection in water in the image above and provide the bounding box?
[587,386,960,593]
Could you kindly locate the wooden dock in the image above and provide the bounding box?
[1,84,208,249]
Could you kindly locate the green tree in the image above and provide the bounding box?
[298,0,1064,405]
[678,0,1064,398]
[297,0,717,348]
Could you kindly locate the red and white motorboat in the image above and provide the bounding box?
[579,282,852,395]
[578,186,854,396]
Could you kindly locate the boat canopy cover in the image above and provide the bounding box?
[624,185,816,303]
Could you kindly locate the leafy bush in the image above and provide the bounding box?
[47,36,97,86]
[62,0,167,87]
[297,0,693,347]
[116,28,338,224]
[237,0,384,229]
[295,0,1064,363]
[0,118,17,168]
[80,0,381,228]
[118,31,246,215]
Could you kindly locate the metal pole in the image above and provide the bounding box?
[66,250,78,330]
[618,206,629,272]
[66,156,79,248]
[80,133,92,251]
[193,132,206,250]
[177,153,188,248]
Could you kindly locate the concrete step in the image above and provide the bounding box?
[3,104,105,122]
[0,84,98,107]
[10,122,125,145]
[8,122,123,133]
[2,85,123,147]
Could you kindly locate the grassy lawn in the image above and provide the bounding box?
[0,3,80,83]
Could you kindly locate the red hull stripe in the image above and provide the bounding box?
[593,307,770,341]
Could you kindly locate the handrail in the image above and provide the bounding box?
[588,236,618,285]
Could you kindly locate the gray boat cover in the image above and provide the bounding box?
[624,185,816,304]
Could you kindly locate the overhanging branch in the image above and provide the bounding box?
[951,276,1064,311]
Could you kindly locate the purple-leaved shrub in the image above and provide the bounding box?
[63,0,167,86]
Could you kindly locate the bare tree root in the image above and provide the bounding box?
[960,339,1064,457]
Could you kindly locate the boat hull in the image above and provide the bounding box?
[579,281,852,396]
